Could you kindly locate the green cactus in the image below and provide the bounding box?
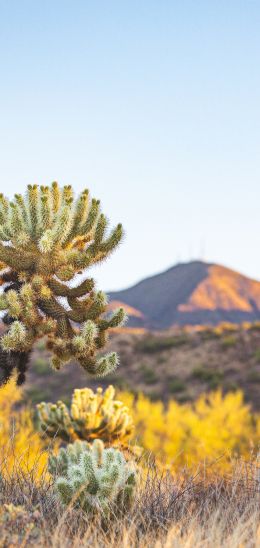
[0,183,127,383]
[50,439,137,515]
[48,440,91,476]
[37,385,134,445]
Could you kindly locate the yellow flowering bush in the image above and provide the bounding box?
[0,380,48,478]
[119,390,260,472]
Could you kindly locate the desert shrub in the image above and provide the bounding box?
[0,380,49,477]
[192,366,224,387]
[137,334,188,353]
[50,439,137,516]
[36,340,46,352]
[33,357,50,375]
[253,349,260,362]
[221,335,237,348]
[140,365,158,384]
[118,390,260,473]
[247,370,260,383]
[248,321,260,332]
[167,378,186,394]
[200,328,221,341]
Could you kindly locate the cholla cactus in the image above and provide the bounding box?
[48,440,91,476]
[0,183,127,384]
[37,385,134,445]
[50,439,136,515]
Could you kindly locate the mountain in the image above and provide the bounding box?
[108,261,260,329]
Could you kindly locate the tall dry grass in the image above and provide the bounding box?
[0,452,259,547]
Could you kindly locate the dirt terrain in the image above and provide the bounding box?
[25,323,260,410]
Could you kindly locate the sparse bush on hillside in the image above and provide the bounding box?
[247,370,260,383]
[0,183,126,385]
[140,364,158,384]
[253,348,260,362]
[37,385,134,446]
[221,335,237,348]
[167,377,186,394]
[33,357,49,375]
[192,366,224,387]
[50,439,137,516]
[137,333,189,353]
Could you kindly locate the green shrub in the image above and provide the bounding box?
[247,370,260,383]
[200,329,221,341]
[192,367,224,386]
[140,365,158,385]
[36,340,46,352]
[168,378,186,393]
[253,349,260,363]
[138,334,188,353]
[221,336,237,349]
[33,358,49,375]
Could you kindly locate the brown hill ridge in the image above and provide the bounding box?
[108,261,260,329]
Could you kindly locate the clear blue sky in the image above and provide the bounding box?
[0,1,259,290]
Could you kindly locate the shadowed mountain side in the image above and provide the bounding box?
[108,261,260,328]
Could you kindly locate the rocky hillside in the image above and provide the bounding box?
[25,323,260,410]
[109,261,260,328]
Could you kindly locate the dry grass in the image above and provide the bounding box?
[0,453,259,547]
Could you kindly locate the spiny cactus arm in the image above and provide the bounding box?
[1,321,32,352]
[63,189,90,245]
[69,222,123,271]
[51,201,74,245]
[27,184,40,239]
[5,290,22,318]
[0,293,8,310]
[0,244,34,271]
[14,193,30,227]
[86,291,107,320]
[0,193,9,217]
[98,307,127,331]
[48,277,94,298]
[56,316,75,339]
[40,186,53,230]
[9,203,29,248]
[38,296,69,320]
[78,198,100,237]
[37,401,76,442]
[67,295,94,323]
[56,478,73,505]
[51,181,61,213]
[91,352,119,377]
[97,223,123,255]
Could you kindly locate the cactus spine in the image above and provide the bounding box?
[0,183,127,384]
[37,385,134,445]
[49,439,136,515]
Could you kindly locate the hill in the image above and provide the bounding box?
[108,261,260,329]
[26,323,260,410]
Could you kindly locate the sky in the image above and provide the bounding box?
[0,1,259,291]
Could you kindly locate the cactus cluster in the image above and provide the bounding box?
[0,183,127,383]
[49,439,136,515]
[37,385,134,444]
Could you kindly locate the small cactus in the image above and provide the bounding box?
[50,439,137,515]
[48,440,91,476]
[37,385,134,445]
[0,183,127,384]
